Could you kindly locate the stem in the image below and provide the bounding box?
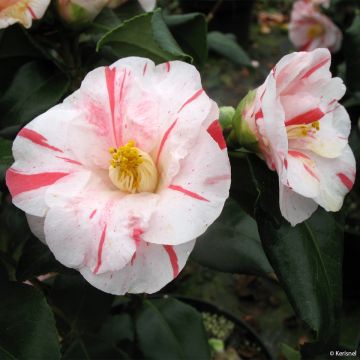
[206,0,225,23]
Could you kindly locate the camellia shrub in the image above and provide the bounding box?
[0,0,359,359]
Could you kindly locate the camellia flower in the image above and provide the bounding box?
[56,0,109,24]
[107,0,156,12]
[289,0,342,53]
[6,57,231,294]
[0,0,50,29]
[233,48,355,226]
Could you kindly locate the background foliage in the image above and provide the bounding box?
[0,0,360,359]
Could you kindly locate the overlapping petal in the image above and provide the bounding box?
[0,0,50,29]
[6,57,230,294]
[289,0,342,53]
[242,48,356,226]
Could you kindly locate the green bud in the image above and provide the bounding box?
[219,106,235,132]
[229,89,259,153]
[208,338,224,353]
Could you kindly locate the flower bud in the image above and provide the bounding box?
[229,89,259,152]
[57,0,108,25]
[219,106,235,133]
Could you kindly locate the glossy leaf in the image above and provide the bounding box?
[207,31,252,67]
[255,192,343,347]
[136,297,210,360]
[0,138,12,181]
[0,61,70,131]
[165,13,207,67]
[191,198,273,276]
[0,282,60,360]
[16,236,68,282]
[345,14,360,93]
[97,9,191,64]
[49,275,114,333]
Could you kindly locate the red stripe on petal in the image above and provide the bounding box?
[178,89,204,113]
[105,67,117,145]
[169,185,209,202]
[285,108,324,126]
[303,164,320,181]
[19,128,63,152]
[27,6,37,19]
[118,69,127,145]
[288,150,311,159]
[204,174,231,185]
[337,173,353,191]
[301,58,330,79]
[89,210,97,219]
[207,120,226,150]
[6,169,69,197]
[131,228,144,265]
[143,63,148,75]
[94,225,107,274]
[163,245,179,278]
[300,38,313,51]
[255,109,263,121]
[56,156,81,165]
[165,62,171,72]
[156,119,177,164]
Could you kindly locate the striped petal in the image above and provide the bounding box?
[143,128,231,245]
[80,240,195,295]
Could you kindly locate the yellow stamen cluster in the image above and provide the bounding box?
[286,121,321,140]
[307,24,325,39]
[108,140,158,194]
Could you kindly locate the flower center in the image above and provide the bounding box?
[286,121,320,140]
[108,140,158,193]
[307,24,325,39]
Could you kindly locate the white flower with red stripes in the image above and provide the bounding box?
[0,0,50,29]
[289,0,342,53]
[6,57,231,294]
[242,48,355,226]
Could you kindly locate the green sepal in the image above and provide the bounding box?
[231,89,259,153]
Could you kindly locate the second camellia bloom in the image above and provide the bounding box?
[233,48,355,226]
[6,57,231,294]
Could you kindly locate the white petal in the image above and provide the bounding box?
[80,240,195,295]
[26,214,46,243]
[138,0,156,12]
[313,145,356,211]
[279,183,318,226]
[143,129,230,245]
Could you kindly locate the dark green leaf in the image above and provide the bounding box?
[345,14,360,92]
[136,298,210,360]
[63,335,130,360]
[0,138,13,181]
[0,200,30,262]
[257,208,344,348]
[0,282,60,360]
[0,61,70,130]
[16,236,68,281]
[207,31,252,67]
[191,198,273,275]
[62,308,134,359]
[0,26,54,96]
[281,343,301,360]
[86,8,122,41]
[0,26,43,59]
[165,13,207,67]
[49,274,114,333]
[97,9,191,64]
